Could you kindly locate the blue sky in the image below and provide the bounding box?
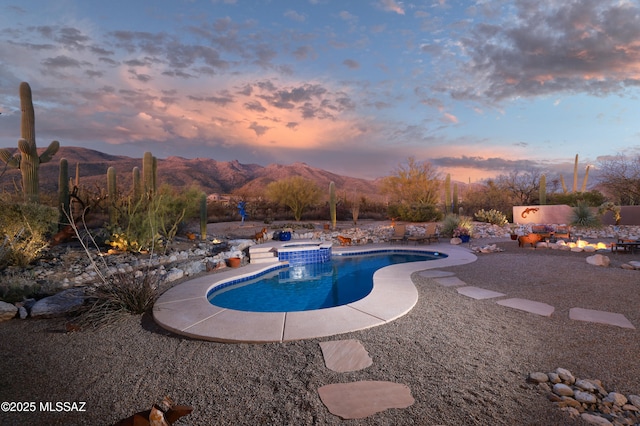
[1,0,639,183]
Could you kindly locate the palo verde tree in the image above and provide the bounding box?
[597,154,640,205]
[380,157,441,221]
[266,176,321,221]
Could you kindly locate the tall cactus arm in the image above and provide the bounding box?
[0,149,19,168]
[19,82,36,143]
[39,140,60,163]
[18,138,38,157]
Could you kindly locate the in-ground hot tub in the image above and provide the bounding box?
[276,241,332,265]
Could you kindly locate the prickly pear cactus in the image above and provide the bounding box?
[0,82,60,202]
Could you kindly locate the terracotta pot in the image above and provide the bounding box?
[227,257,241,268]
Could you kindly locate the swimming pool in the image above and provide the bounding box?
[208,252,441,312]
[153,244,476,343]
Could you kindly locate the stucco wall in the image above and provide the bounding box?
[514,205,640,225]
[513,205,574,225]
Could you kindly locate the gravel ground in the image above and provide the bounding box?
[0,235,639,425]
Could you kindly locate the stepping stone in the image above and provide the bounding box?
[456,286,505,300]
[433,276,467,287]
[496,298,555,317]
[318,381,414,419]
[569,308,636,329]
[418,270,455,278]
[319,340,373,373]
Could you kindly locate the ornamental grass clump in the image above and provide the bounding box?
[62,211,161,328]
[75,272,159,328]
[441,214,474,237]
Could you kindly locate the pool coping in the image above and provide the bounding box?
[152,243,477,343]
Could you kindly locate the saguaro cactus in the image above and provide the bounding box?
[200,193,208,241]
[444,173,451,213]
[539,174,547,205]
[132,166,141,200]
[581,165,590,192]
[0,82,59,202]
[329,181,336,230]
[572,154,579,193]
[143,151,157,195]
[452,182,459,213]
[107,166,117,226]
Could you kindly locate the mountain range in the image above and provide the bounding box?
[0,146,383,201]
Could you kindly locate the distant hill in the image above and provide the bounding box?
[0,146,383,201]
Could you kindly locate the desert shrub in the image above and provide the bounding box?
[387,203,442,222]
[0,202,57,269]
[0,271,56,303]
[474,209,508,226]
[440,214,474,237]
[548,190,606,207]
[74,272,159,328]
[570,201,600,227]
[107,185,202,252]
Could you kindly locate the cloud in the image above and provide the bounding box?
[284,10,306,22]
[342,59,360,69]
[377,0,405,15]
[441,0,640,103]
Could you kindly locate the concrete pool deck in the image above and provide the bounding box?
[153,243,477,343]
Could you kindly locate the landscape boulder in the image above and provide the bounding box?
[30,288,86,318]
[0,301,18,322]
[586,254,610,267]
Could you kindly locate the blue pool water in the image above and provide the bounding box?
[207,252,442,312]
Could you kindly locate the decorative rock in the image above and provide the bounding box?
[580,413,612,425]
[30,288,85,318]
[548,372,561,384]
[553,383,575,397]
[586,254,610,267]
[18,306,28,319]
[575,390,597,404]
[164,268,185,282]
[556,368,575,384]
[603,392,627,406]
[528,372,549,383]
[628,394,640,408]
[532,369,640,425]
[450,237,462,245]
[575,379,597,392]
[0,301,18,322]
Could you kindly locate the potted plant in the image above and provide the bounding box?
[509,225,519,240]
[453,226,471,243]
[226,257,242,268]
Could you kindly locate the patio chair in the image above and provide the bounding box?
[389,224,408,244]
[425,222,440,243]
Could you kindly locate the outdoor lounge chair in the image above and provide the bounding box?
[407,223,439,245]
[389,224,408,244]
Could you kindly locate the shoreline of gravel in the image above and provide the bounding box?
[0,238,638,425]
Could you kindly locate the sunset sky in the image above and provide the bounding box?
[1,0,639,183]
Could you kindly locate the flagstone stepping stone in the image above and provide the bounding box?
[456,286,505,300]
[318,381,414,419]
[569,308,635,329]
[418,270,455,278]
[319,339,373,372]
[433,276,467,287]
[496,298,555,317]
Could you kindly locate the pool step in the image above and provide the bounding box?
[249,245,279,264]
